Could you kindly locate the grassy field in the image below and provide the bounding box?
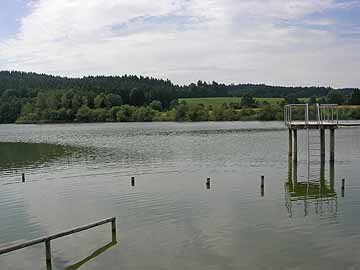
[178,97,284,108]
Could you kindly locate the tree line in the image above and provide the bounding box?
[0,71,359,123]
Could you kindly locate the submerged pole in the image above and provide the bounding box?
[330,129,335,162]
[206,178,211,189]
[260,176,264,197]
[45,240,52,270]
[320,128,325,163]
[22,173,25,183]
[111,218,117,242]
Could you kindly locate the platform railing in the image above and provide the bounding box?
[284,103,338,127]
[284,104,308,126]
[318,104,339,125]
[0,217,116,270]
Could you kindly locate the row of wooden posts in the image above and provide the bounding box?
[20,173,345,191]
[22,174,266,190]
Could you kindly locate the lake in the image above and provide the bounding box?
[0,122,360,270]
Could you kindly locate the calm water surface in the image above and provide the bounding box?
[0,122,360,270]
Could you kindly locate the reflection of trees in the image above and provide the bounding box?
[0,142,77,171]
[285,159,337,218]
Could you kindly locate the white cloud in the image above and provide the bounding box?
[0,0,359,88]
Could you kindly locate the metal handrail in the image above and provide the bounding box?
[284,104,339,127]
[0,217,116,270]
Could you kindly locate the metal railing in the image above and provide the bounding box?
[0,217,116,270]
[284,104,309,126]
[318,104,339,125]
[284,103,338,127]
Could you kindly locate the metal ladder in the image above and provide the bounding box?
[306,104,322,184]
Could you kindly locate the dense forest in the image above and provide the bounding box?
[0,71,359,123]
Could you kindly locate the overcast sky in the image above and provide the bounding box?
[0,0,359,88]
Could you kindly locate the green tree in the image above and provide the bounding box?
[309,96,317,104]
[186,105,209,121]
[116,105,135,122]
[35,92,47,110]
[129,88,145,106]
[75,105,91,122]
[327,90,345,104]
[72,94,83,111]
[133,107,156,121]
[241,94,256,108]
[94,93,106,108]
[285,95,301,104]
[22,102,34,115]
[349,89,360,105]
[46,93,60,110]
[149,100,162,111]
[104,94,123,108]
[175,104,188,121]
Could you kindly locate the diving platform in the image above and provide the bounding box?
[284,103,338,168]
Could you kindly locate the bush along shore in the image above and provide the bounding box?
[15,101,360,124]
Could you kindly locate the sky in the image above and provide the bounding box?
[0,0,359,88]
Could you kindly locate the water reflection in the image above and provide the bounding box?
[285,159,337,218]
[65,240,117,270]
[0,142,77,173]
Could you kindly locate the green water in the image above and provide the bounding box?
[0,122,359,270]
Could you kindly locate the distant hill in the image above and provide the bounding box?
[0,70,357,100]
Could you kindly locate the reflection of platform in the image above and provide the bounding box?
[286,182,336,200]
[285,159,337,218]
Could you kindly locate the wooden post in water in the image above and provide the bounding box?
[288,129,293,159]
[330,161,335,191]
[320,128,325,163]
[111,218,117,242]
[260,176,264,197]
[22,173,25,183]
[330,129,335,162]
[206,178,211,189]
[293,130,297,161]
[45,240,52,270]
[131,177,135,187]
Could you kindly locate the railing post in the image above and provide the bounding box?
[290,106,292,125]
[305,104,309,125]
[111,218,117,242]
[45,240,52,270]
[288,129,293,158]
